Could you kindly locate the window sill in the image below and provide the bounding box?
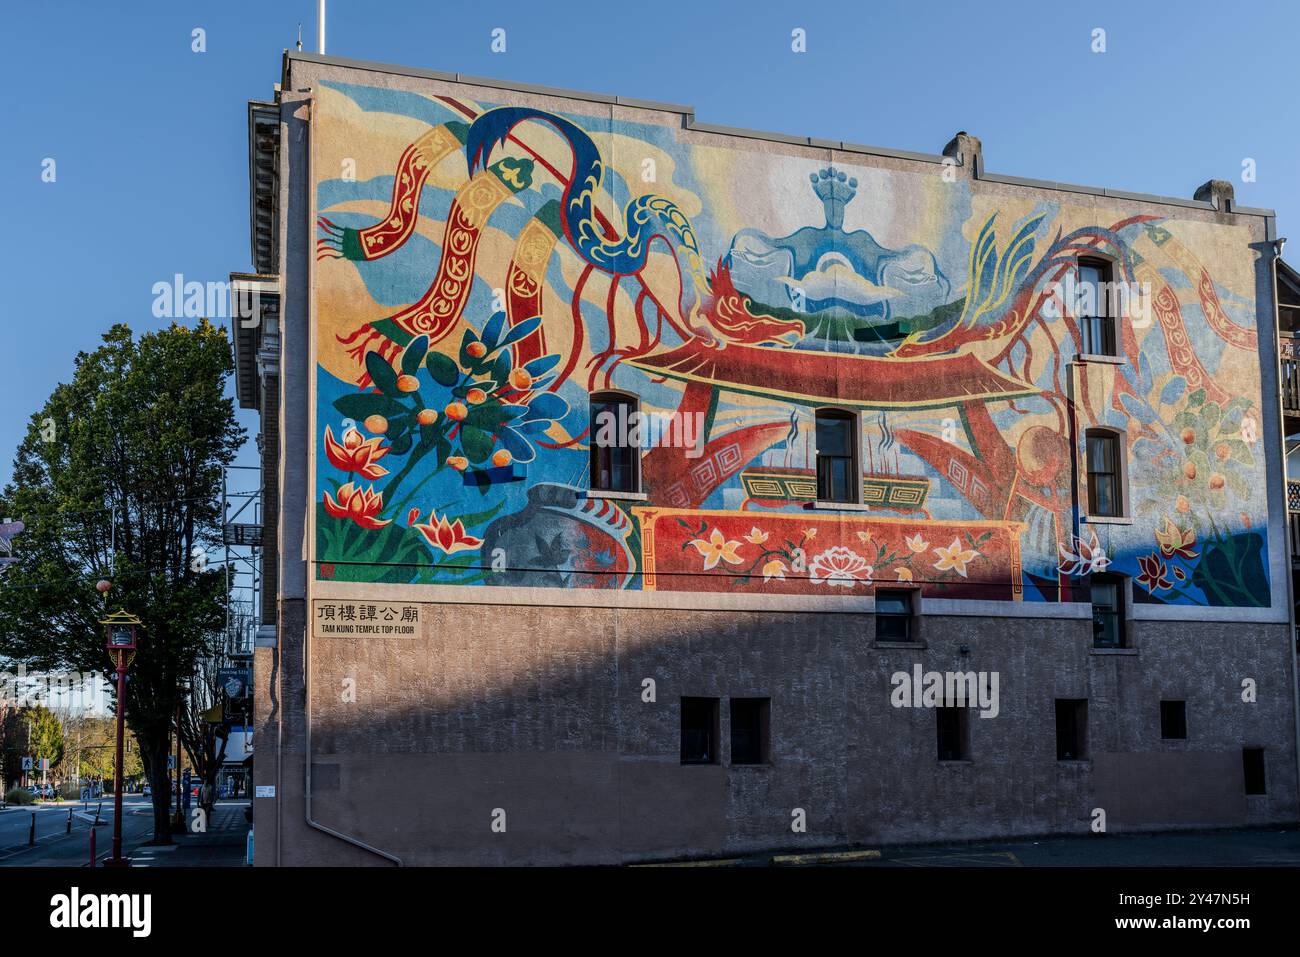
[1074,353,1125,365]
[1056,759,1092,767]
[584,489,648,502]
[873,640,927,650]
[1091,646,1137,656]
[805,499,873,512]
[938,759,974,766]
[729,763,772,770]
[1082,515,1133,525]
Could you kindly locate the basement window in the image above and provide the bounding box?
[936,702,969,761]
[1056,699,1088,760]
[680,697,719,765]
[1160,700,1187,740]
[729,697,770,765]
[1243,748,1266,795]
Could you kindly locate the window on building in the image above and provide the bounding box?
[1091,574,1124,648]
[876,589,914,642]
[680,697,719,765]
[730,697,770,765]
[1078,258,1118,356]
[1055,699,1088,760]
[1243,747,1266,795]
[1085,430,1123,517]
[1160,700,1187,740]
[936,702,969,761]
[815,409,858,503]
[590,392,640,493]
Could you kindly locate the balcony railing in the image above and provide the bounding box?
[1290,481,1300,563]
[1281,335,1300,414]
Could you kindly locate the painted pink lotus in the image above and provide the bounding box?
[808,546,872,587]
[323,482,392,530]
[413,512,484,555]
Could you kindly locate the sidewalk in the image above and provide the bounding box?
[127,801,250,868]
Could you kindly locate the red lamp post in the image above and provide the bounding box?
[100,608,140,867]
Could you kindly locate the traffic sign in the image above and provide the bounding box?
[20,757,32,771]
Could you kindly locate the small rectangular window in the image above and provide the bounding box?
[1055,699,1087,760]
[1243,747,1266,795]
[680,697,719,765]
[1160,700,1187,740]
[1078,259,1117,356]
[1086,431,1122,517]
[729,697,770,765]
[815,409,857,503]
[936,703,969,761]
[590,393,640,493]
[875,589,914,642]
[1091,574,1124,648]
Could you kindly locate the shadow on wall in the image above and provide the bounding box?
[293,603,1296,865]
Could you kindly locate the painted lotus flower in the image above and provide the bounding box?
[1240,414,1257,444]
[323,482,392,530]
[895,567,914,582]
[856,530,874,545]
[905,533,929,554]
[744,527,769,544]
[1154,518,1198,560]
[689,528,744,571]
[761,559,787,582]
[933,538,978,578]
[1058,530,1110,577]
[1136,553,1173,592]
[413,512,484,555]
[808,546,872,587]
[324,425,390,480]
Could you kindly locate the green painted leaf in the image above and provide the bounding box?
[425,351,460,387]
[460,425,494,463]
[365,351,400,395]
[401,335,429,376]
[333,393,408,421]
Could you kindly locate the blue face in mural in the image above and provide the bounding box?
[309,81,1272,609]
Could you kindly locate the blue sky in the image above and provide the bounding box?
[1,0,1295,486]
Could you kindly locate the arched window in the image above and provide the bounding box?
[590,391,640,494]
[1085,428,1124,517]
[815,408,858,504]
[1077,257,1118,357]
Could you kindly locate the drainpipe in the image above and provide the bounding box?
[298,91,401,865]
[1269,235,1300,821]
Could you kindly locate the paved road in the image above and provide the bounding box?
[867,827,1300,867]
[0,797,156,866]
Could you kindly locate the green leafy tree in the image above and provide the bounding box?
[26,704,64,777]
[0,321,243,841]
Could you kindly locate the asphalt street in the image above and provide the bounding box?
[0,797,155,866]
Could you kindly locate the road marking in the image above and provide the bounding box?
[772,849,881,866]
[896,850,1021,867]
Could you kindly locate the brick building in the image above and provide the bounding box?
[234,51,1300,865]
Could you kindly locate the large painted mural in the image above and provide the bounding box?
[310,80,1271,607]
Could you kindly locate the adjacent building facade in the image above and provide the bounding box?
[236,51,1300,865]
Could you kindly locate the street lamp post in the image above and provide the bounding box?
[100,608,140,867]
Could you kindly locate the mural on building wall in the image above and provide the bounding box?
[310,81,1271,607]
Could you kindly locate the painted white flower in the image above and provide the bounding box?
[808,546,872,587]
